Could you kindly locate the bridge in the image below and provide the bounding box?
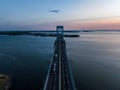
[43,26,76,90]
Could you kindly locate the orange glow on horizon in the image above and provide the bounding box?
[63,17,120,30]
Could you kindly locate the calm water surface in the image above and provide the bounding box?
[66,32,120,90]
[0,32,120,90]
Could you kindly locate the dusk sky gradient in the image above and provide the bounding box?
[0,0,120,30]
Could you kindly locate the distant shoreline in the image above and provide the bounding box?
[0,31,80,37]
[0,30,120,32]
[1,30,120,37]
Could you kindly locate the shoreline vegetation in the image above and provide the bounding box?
[0,31,80,37]
[0,74,11,90]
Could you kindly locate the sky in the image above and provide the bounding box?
[0,0,120,30]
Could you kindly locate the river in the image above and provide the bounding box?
[0,32,120,90]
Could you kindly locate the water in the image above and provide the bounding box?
[0,35,55,90]
[66,32,120,90]
[0,32,120,90]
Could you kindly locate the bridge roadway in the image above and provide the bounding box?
[43,35,76,90]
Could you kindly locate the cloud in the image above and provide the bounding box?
[49,10,60,13]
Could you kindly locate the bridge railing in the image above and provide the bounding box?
[43,44,57,90]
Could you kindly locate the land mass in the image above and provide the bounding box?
[0,31,80,37]
[0,74,11,90]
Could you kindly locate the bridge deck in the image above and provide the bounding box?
[43,34,76,90]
